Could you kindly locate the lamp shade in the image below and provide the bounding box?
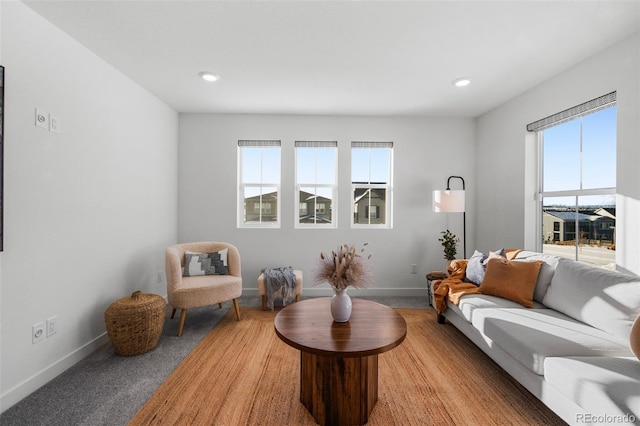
[432,190,465,213]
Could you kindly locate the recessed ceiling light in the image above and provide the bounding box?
[199,71,220,82]
[452,77,471,87]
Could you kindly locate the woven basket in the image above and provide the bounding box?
[105,291,166,356]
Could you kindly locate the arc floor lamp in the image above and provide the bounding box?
[432,175,466,259]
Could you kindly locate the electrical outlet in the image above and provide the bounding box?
[157,271,164,284]
[411,264,418,274]
[35,108,49,129]
[32,322,45,344]
[46,316,58,337]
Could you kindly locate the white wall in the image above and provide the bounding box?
[178,114,475,295]
[5,0,634,413]
[476,33,640,275]
[0,0,4,414]
[0,2,178,411]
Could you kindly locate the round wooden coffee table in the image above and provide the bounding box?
[274,297,407,426]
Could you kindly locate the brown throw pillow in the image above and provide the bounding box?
[479,258,543,308]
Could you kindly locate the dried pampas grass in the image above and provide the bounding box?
[312,243,374,290]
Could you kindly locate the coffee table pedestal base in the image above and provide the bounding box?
[300,352,378,426]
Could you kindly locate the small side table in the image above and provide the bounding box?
[426,273,447,324]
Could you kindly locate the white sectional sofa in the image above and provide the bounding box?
[438,251,640,426]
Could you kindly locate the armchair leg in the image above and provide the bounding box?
[218,303,223,309]
[177,309,187,337]
[170,308,176,319]
[261,295,267,309]
[233,299,241,321]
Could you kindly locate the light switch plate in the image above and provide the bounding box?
[49,115,60,133]
[35,108,49,129]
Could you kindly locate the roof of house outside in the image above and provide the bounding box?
[544,211,612,222]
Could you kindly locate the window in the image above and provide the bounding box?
[351,141,393,228]
[238,140,281,227]
[366,205,379,219]
[295,141,337,227]
[529,93,616,267]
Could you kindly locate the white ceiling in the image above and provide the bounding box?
[23,1,640,117]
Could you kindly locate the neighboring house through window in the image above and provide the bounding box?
[528,92,616,267]
[295,141,337,228]
[238,140,281,228]
[351,141,393,228]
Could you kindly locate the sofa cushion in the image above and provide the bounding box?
[454,294,545,322]
[478,257,542,308]
[542,258,640,340]
[472,308,632,375]
[173,274,242,307]
[465,249,506,285]
[513,251,559,302]
[465,250,487,285]
[544,356,640,421]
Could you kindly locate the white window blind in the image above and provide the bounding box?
[238,140,281,147]
[526,92,616,132]
[351,141,394,149]
[295,141,338,148]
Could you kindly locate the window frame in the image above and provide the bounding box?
[531,99,616,263]
[294,141,338,229]
[237,140,282,229]
[350,141,393,229]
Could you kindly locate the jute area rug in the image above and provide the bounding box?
[130,306,564,425]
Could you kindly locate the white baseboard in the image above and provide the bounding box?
[243,287,427,297]
[1,289,425,413]
[0,333,110,413]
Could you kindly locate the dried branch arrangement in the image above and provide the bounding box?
[312,243,374,290]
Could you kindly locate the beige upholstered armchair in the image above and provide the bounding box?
[165,242,242,336]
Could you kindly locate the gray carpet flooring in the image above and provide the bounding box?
[0,295,428,426]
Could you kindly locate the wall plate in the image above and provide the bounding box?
[32,322,45,344]
[49,115,60,133]
[35,108,49,129]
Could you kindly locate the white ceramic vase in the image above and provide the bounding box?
[331,288,352,322]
